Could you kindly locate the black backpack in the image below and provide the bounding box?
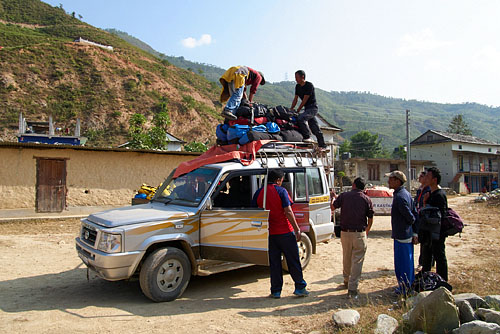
[412,271,452,292]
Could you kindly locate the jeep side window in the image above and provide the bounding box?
[294,172,307,201]
[213,174,254,209]
[307,168,324,196]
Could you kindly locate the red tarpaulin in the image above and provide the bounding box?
[173,140,274,178]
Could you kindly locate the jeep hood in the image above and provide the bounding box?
[86,203,194,227]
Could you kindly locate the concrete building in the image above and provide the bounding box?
[411,130,500,193]
[342,157,432,189]
[316,114,343,186]
[0,142,199,211]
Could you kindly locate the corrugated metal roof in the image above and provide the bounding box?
[412,130,498,146]
[431,130,496,145]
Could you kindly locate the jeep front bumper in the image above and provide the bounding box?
[76,237,145,281]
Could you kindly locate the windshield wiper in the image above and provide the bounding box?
[163,198,173,205]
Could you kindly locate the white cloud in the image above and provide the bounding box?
[396,28,452,57]
[181,34,212,48]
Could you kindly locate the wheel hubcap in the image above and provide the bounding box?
[156,259,183,292]
[298,241,307,263]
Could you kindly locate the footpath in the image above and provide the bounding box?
[0,205,120,222]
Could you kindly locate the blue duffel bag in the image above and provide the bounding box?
[216,124,229,142]
[227,124,250,141]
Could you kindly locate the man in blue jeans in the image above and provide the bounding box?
[252,169,309,298]
[219,66,265,120]
[387,170,418,295]
[290,70,326,150]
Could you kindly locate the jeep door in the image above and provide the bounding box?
[199,171,269,265]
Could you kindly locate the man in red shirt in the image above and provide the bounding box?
[243,67,265,103]
[252,169,309,298]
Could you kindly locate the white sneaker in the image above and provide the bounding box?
[303,138,314,143]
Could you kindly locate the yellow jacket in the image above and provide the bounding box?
[219,66,248,103]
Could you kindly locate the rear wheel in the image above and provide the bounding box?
[282,233,313,271]
[139,247,191,302]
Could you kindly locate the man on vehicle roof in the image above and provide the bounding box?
[290,70,326,150]
[219,66,265,120]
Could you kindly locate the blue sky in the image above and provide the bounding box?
[43,0,500,107]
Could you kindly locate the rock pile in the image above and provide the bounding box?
[328,292,500,333]
[404,288,500,333]
[475,189,500,206]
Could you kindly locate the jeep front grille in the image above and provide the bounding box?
[81,226,97,246]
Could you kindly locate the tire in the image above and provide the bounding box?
[282,233,313,271]
[139,247,191,302]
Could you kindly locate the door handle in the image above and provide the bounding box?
[251,221,263,228]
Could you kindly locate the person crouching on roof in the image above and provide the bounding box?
[252,169,309,298]
[219,66,265,120]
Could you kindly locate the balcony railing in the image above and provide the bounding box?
[458,164,499,173]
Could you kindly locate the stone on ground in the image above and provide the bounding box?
[485,295,500,309]
[457,299,478,324]
[332,309,360,327]
[454,293,488,309]
[374,314,398,334]
[476,308,500,326]
[451,320,500,334]
[408,287,460,333]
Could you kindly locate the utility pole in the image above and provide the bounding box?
[406,109,411,192]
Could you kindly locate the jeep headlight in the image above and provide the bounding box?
[97,232,122,253]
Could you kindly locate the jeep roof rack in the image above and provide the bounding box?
[256,141,331,169]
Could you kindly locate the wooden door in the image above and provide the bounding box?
[36,158,67,212]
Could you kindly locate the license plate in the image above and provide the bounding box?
[79,252,89,265]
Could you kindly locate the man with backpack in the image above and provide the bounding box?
[421,167,449,281]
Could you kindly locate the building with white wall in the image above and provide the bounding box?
[411,130,500,193]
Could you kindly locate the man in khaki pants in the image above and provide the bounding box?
[332,177,374,298]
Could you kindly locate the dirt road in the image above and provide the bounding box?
[0,195,483,333]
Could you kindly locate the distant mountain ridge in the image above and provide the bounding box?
[108,28,500,148]
[1,0,498,150]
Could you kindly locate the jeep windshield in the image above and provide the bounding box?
[153,167,219,207]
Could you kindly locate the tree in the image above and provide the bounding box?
[447,114,472,135]
[392,145,407,160]
[184,141,208,152]
[338,140,351,156]
[127,112,171,150]
[350,131,382,158]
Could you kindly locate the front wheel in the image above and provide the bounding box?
[139,247,191,302]
[283,233,313,271]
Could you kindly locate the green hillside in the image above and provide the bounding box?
[106,29,225,82]
[0,0,222,147]
[2,0,498,151]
